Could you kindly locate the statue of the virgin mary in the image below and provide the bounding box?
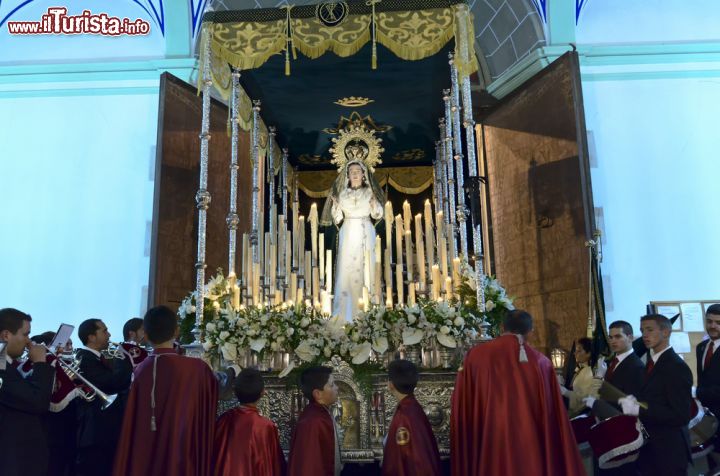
[320,139,386,321]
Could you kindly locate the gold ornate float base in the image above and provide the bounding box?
[217,357,455,462]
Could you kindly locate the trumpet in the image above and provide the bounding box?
[102,341,125,360]
[42,345,118,410]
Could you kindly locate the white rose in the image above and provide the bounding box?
[277,336,286,344]
[189,305,196,313]
[440,326,450,335]
[352,333,360,342]
[485,300,496,311]
[407,314,417,325]
[205,322,216,333]
[453,317,465,327]
[219,331,230,341]
[300,318,310,328]
[270,342,280,351]
[202,340,214,351]
[212,301,221,310]
[286,327,295,337]
[324,346,332,357]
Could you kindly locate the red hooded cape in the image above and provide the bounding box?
[451,335,586,476]
[112,349,218,476]
[213,405,286,476]
[382,395,442,476]
[287,401,337,476]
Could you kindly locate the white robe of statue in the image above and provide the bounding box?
[331,186,383,321]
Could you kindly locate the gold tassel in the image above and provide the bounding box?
[283,5,295,76]
[285,48,291,76]
[368,0,379,69]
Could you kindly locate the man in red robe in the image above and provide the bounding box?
[287,366,341,476]
[451,309,586,476]
[112,306,218,476]
[214,368,286,476]
[382,359,442,476]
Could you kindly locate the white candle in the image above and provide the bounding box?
[424,200,434,278]
[384,201,393,262]
[404,229,413,284]
[395,215,404,267]
[298,215,305,271]
[396,264,404,305]
[319,233,325,284]
[432,265,441,301]
[384,248,392,308]
[326,249,333,295]
[452,258,461,288]
[403,201,412,233]
[375,236,382,304]
[309,203,318,265]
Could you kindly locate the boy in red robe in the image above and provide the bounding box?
[451,309,586,476]
[213,368,286,476]
[287,366,341,476]
[382,359,442,476]
[112,306,218,476]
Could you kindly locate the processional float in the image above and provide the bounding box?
[184,0,510,461]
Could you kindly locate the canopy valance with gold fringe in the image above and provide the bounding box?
[200,0,477,101]
[298,166,433,198]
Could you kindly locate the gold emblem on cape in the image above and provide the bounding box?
[316,2,349,27]
[327,112,387,172]
[334,96,374,108]
[396,426,410,446]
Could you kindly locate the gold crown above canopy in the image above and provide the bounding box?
[328,112,386,172]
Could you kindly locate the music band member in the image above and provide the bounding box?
[620,314,692,476]
[0,308,53,476]
[120,317,148,368]
[75,318,132,476]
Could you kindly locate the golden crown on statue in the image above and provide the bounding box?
[328,112,386,172]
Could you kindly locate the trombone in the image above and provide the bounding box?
[42,345,118,410]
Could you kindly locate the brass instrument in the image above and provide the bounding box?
[102,341,125,360]
[42,345,117,410]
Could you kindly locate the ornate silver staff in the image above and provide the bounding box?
[449,53,469,263]
[443,89,457,260]
[250,100,261,265]
[192,26,213,347]
[454,4,485,312]
[227,69,241,280]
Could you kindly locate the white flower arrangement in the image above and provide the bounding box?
[180,267,515,370]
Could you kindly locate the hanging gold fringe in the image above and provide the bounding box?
[198,3,479,77]
[298,166,434,198]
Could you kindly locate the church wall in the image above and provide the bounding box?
[0,92,159,339]
[571,0,720,337]
[581,76,720,335]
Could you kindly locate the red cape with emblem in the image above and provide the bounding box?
[382,394,442,476]
[287,401,336,476]
[112,348,218,476]
[451,334,586,476]
[213,405,286,476]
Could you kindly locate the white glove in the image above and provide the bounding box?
[560,386,570,397]
[583,396,596,408]
[556,374,566,386]
[692,386,697,398]
[619,395,640,416]
[595,358,607,378]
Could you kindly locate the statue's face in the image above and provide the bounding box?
[348,164,364,188]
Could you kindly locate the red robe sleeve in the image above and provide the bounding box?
[287,403,335,476]
[213,406,286,476]
[382,396,442,476]
[112,350,218,476]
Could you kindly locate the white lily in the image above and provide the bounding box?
[350,341,372,364]
[437,333,457,348]
[402,328,424,346]
[220,342,237,361]
[249,338,267,352]
[372,336,388,354]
